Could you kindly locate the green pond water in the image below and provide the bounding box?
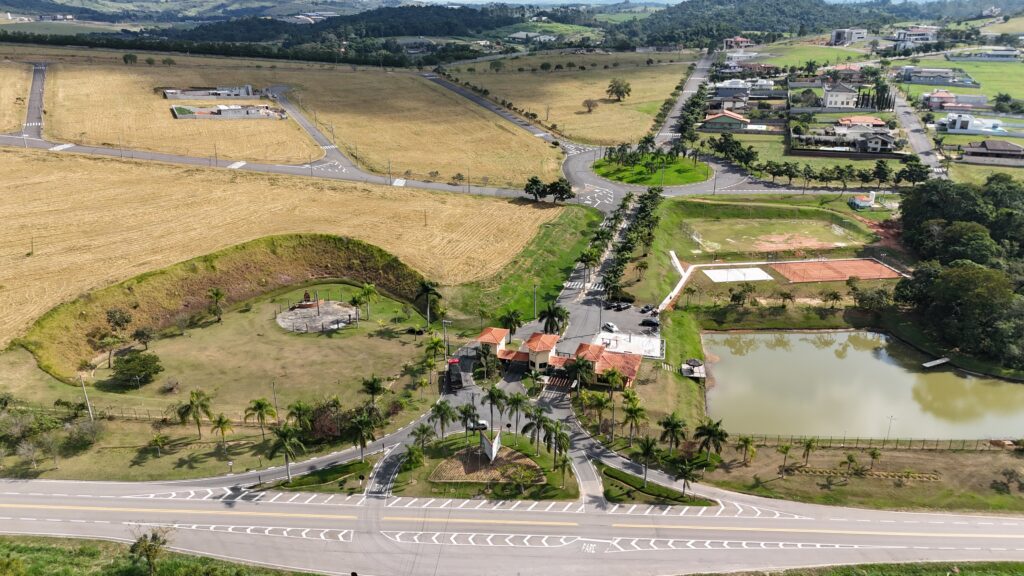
[703,331,1024,439]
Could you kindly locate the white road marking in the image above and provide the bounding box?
[227,161,246,169]
[49,143,73,151]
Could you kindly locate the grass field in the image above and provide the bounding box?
[455,56,694,144]
[0,60,30,133]
[754,44,865,68]
[41,59,563,185]
[593,10,659,23]
[700,133,880,181]
[949,162,1024,185]
[984,15,1024,33]
[687,218,863,254]
[0,20,133,34]
[0,149,563,348]
[45,64,323,164]
[593,155,709,186]
[909,58,1024,100]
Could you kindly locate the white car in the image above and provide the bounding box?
[602,322,619,333]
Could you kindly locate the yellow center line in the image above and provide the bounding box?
[0,503,356,521]
[612,523,1024,540]
[383,516,578,527]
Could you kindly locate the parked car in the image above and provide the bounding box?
[639,304,654,314]
[614,302,632,311]
[640,318,660,328]
[468,420,488,431]
[602,322,620,333]
[603,300,618,310]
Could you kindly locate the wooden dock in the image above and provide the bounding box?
[922,357,950,368]
[682,365,707,379]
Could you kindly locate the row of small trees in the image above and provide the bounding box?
[522,176,576,203]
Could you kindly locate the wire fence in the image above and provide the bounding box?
[735,433,1013,452]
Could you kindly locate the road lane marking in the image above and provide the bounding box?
[49,143,73,151]
[0,503,357,521]
[611,522,1024,540]
[383,516,577,527]
[227,161,246,169]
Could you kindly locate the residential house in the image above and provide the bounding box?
[702,110,750,131]
[507,31,540,43]
[738,62,782,76]
[476,327,509,357]
[557,343,644,387]
[794,124,898,153]
[963,139,1024,159]
[829,63,867,84]
[898,66,978,87]
[860,133,897,153]
[724,36,755,49]
[937,113,1008,135]
[523,332,560,371]
[830,28,867,45]
[893,26,938,44]
[725,51,760,63]
[982,6,1002,17]
[823,82,859,109]
[713,79,751,98]
[839,115,887,127]
[921,89,988,111]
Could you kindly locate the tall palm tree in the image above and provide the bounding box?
[589,393,611,429]
[361,375,386,408]
[868,448,881,470]
[148,433,169,458]
[543,419,570,462]
[269,424,305,483]
[605,368,624,441]
[570,358,596,391]
[286,400,313,433]
[674,457,700,498]
[694,419,729,456]
[498,309,524,342]
[522,405,550,456]
[207,287,225,322]
[210,413,233,452]
[175,389,213,440]
[735,435,755,466]
[658,412,686,454]
[484,386,507,431]
[358,283,378,320]
[556,454,570,489]
[349,411,376,462]
[415,280,442,329]
[424,336,445,362]
[422,355,438,388]
[801,437,819,466]
[505,392,528,439]
[477,344,494,380]
[636,436,658,488]
[538,301,569,335]
[429,400,456,439]
[622,401,647,447]
[411,423,435,450]
[244,398,277,441]
[776,444,792,478]
[457,403,479,448]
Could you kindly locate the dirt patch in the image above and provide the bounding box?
[752,234,844,252]
[429,445,545,484]
[772,259,902,283]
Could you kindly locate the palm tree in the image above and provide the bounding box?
[556,454,570,489]
[735,435,755,466]
[635,260,649,280]
[411,423,435,450]
[414,377,429,399]
[429,400,456,439]
[658,412,686,454]
[268,424,305,483]
[605,368,624,442]
[801,437,819,466]
[694,419,729,455]
[477,344,494,380]
[845,452,857,473]
[207,287,225,322]
[424,336,445,362]
[522,405,550,456]
[777,444,791,478]
[538,301,569,335]
[415,280,442,329]
[286,400,313,432]
[622,400,647,447]
[484,386,507,431]
[505,392,528,439]
[498,309,524,342]
[636,435,659,487]
[148,433,169,457]
[543,420,570,462]
[244,398,277,441]
[457,403,480,447]
[358,283,378,320]
[210,413,233,452]
[422,355,438,388]
[175,389,213,440]
[350,412,376,461]
[589,393,611,430]
[674,457,700,498]
[361,374,386,408]
[868,448,881,470]
[571,358,597,391]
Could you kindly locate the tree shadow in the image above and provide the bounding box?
[173,452,210,470]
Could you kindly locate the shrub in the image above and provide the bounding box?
[112,351,164,386]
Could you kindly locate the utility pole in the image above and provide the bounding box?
[214,143,218,166]
[271,380,281,423]
[533,284,538,319]
[309,154,313,177]
[79,375,94,422]
[442,319,452,361]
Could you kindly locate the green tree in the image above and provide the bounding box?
[873,159,893,187]
[735,435,755,466]
[106,307,132,334]
[801,437,818,466]
[131,327,154,350]
[506,392,529,438]
[112,351,164,386]
[349,411,376,461]
[411,422,435,450]
[498,309,524,341]
[130,528,169,576]
[175,389,213,439]
[636,435,659,487]
[868,448,881,470]
[361,374,386,408]
[429,399,456,438]
[210,413,233,452]
[622,400,647,447]
[657,412,686,454]
[458,402,480,447]
[358,283,379,320]
[606,77,632,101]
[244,397,277,441]
[539,300,569,334]
[207,287,225,322]
[546,177,575,203]
[416,280,442,329]
[148,433,169,457]
[522,404,550,455]
[268,424,305,482]
[694,419,729,455]
[424,336,445,362]
[674,457,700,498]
[524,175,547,202]
[287,400,313,432]
[122,53,138,65]
[484,385,507,431]
[777,444,792,478]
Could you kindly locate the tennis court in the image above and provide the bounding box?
[771,259,901,283]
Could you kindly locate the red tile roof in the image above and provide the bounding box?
[575,343,606,362]
[476,327,509,345]
[838,115,886,127]
[595,351,643,383]
[704,110,750,124]
[525,332,559,352]
[497,349,530,363]
[548,356,570,368]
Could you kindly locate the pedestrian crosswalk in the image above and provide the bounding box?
[563,281,604,291]
[321,144,337,150]
[23,122,41,127]
[126,487,366,507]
[385,497,586,514]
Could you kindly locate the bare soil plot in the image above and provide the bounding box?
[771,259,901,283]
[44,64,324,164]
[0,60,31,133]
[689,218,860,254]
[0,149,563,347]
[461,62,692,145]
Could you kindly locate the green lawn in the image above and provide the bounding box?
[597,461,713,505]
[443,206,602,330]
[700,133,880,182]
[0,536,320,576]
[910,58,1024,99]
[593,155,709,186]
[984,15,1024,34]
[949,162,1024,186]
[755,44,865,68]
[267,457,376,494]
[685,218,863,254]
[391,433,579,500]
[593,10,659,23]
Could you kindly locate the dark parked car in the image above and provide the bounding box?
[614,302,632,311]
[640,318,660,328]
[640,304,654,314]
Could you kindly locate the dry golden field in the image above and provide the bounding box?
[457,60,692,144]
[0,60,31,133]
[0,148,563,347]
[44,64,324,164]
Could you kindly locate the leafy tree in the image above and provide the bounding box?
[144,57,155,65]
[122,53,138,65]
[429,399,456,438]
[175,389,213,439]
[868,448,882,470]
[148,433,169,457]
[546,177,575,203]
[424,336,444,362]
[622,399,647,447]
[106,307,132,334]
[636,435,659,487]
[694,419,729,455]
[801,437,818,466]
[488,59,503,73]
[210,413,233,451]
[244,397,277,441]
[358,283,379,320]
[606,77,632,101]
[349,411,376,461]
[457,402,480,447]
[674,457,701,498]
[161,57,176,65]
[498,309,523,341]
[411,422,435,450]
[583,98,599,113]
[657,412,686,453]
[776,444,792,478]
[735,435,755,466]
[524,175,547,202]
[484,385,507,430]
[207,287,225,322]
[268,424,305,482]
[361,374,386,408]
[287,400,313,432]
[112,351,164,386]
[130,528,169,576]
[132,327,154,350]
[415,280,442,329]
[522,404,550,455]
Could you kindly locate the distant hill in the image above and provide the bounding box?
[0,0,406,22]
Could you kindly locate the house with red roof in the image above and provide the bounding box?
[724,36,755,49]
[702,110,750,131]
[838,115,887,127]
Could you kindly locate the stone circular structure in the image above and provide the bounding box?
[275,300,360,333]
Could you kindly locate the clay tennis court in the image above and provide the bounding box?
[771,259,901,283]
